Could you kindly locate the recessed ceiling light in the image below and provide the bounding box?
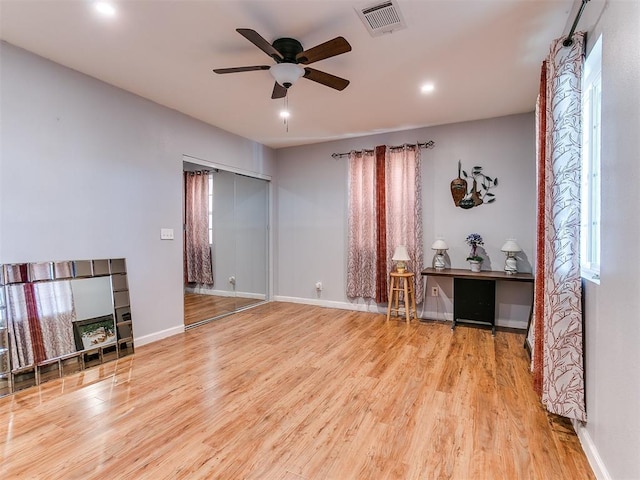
[421,83,435,94]
[95,2,116,17]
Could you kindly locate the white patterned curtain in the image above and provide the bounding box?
[532,32,586,422]
[36,281,77,358]
[346,151,377,299]
[185,171,214,285]
[385,146,424,301]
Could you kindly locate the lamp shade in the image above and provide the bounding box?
[431,239,448,250]
[270,63,305,88]
[392,245,411,262]
[501,239,522,253]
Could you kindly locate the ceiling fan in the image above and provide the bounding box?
[213,28,352,99]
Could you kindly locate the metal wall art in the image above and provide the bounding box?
[450,161,498,209]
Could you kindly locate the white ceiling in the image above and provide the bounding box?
[0,0,575,149]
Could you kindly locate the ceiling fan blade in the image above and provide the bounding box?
[296,37,352,65]
[236,28,283,61]
[213,65,270,74]
[303,68,350,91]
[271,82,288,99]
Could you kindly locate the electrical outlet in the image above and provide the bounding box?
[160,228,174,240]
[431,287,439,297]
[315,281,323,291]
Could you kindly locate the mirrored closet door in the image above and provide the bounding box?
[183,161,269,327]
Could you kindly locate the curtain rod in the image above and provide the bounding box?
[563,0,590,47]
[331,140,435,159]
[185,168,218,174]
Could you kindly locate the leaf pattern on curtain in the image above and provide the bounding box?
[185,172,214,285]
[533,32,586,422]
[346,145,424,304]
[386,146,424,302]
[347,151,377,299]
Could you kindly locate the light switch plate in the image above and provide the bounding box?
[160,228,174,240]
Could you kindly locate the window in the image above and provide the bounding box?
[580,35,602,283]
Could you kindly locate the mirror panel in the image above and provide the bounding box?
[234,173,268,312]
[73,260,93,277]
[183,162,270,326]
[0,286,9,396]
[0,258,134,397]
[93,259,110,276]
[29,262,54,281]
[53,261,74,279]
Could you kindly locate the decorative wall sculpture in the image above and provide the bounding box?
[450,161,498,209]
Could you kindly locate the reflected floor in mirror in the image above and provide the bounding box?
[184,293,262,326]
[0,303,594,479]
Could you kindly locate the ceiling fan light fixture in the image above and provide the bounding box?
[270,63,305,88]
[421,82,435,94]
[94,1,116,17]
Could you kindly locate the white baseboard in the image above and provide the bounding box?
[495,318,528,329]
[273,295,386,314]
[420,309,453,322]
[274,298,526,331]
[185,287,265,300]
[573,420,611,480]
[185,286,233,297]
[238,291,267,300]
[135,325,184,347]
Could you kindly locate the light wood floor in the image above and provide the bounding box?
[184,292,262,326]
[0,303,594,479]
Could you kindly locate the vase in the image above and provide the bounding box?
[469,260,482,273]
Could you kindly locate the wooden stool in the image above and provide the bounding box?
[386,271,417,323]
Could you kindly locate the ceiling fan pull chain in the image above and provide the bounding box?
[284,96,289,133]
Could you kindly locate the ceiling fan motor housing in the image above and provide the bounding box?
[272,38,304,62]
[270,38,306,88]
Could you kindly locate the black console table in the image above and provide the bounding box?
[420,268,534,335]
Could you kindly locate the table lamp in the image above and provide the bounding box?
[392,245,411,273]
[501,239,522,274]
[431,239,448,271]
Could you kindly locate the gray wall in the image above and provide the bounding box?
[275,113,536,328]
[579,1,640,479]
[0,42,276,344]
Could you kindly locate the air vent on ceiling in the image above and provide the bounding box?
[356,0,407,37]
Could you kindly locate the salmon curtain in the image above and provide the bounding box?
[346,151,377,299]
[347,145,424,304]
[386,146,424,302]
[532,32,586,422]
[184,171,214,285]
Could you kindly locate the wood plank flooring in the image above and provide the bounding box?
[0,302,594,479]
[184,292,262,326]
